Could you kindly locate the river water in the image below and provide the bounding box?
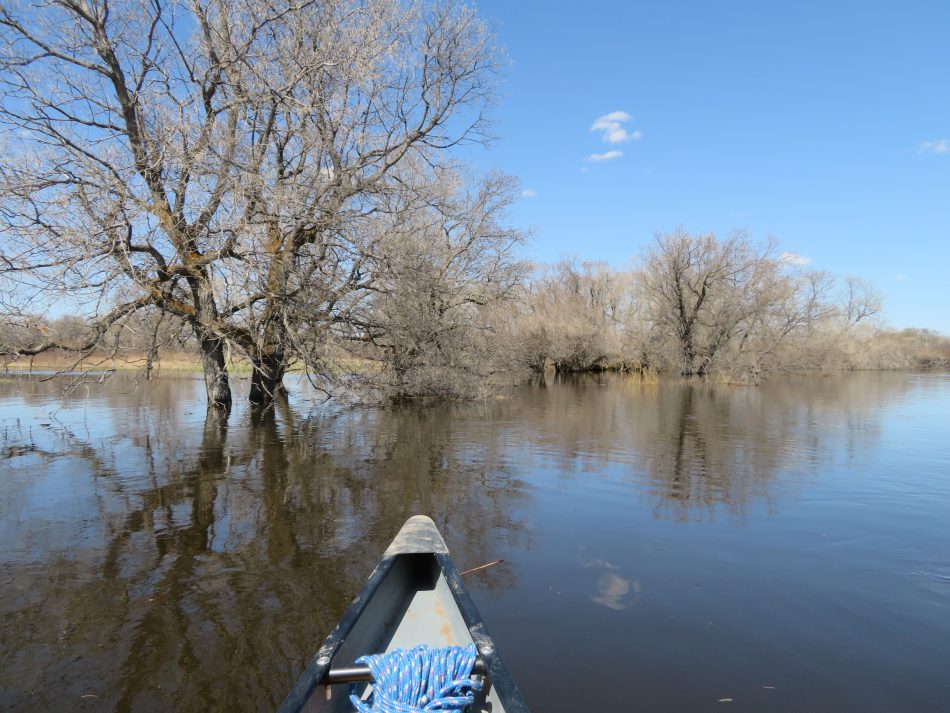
[1,371,948,712]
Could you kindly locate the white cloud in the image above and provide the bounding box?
[590,111,641,144]
[919,139,950,155]
[587,150,623,162]
[779,251,812,266]
[521,188,538,198]
[895,273,907,281]
[593,110,631,125]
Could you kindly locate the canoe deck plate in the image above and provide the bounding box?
[384,515,449,556]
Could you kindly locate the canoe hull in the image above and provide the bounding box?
[278,517,529,713]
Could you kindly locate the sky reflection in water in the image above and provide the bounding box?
[1,370,948,712]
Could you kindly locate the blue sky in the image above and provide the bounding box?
[467,0,950,333]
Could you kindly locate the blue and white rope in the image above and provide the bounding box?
[349,644,483,712]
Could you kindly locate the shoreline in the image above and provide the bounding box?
[3,351,947,383]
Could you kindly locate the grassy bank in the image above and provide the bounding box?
[1,351,203,374]
[0,351,376,378]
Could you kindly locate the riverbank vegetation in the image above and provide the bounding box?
[515,232,950,383]
[4,230,948,393]
[1,0,947,411]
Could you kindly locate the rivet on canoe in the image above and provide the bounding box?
[480,645,493,656]
[317,655,330,666]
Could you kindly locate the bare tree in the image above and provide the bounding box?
[346,168,527,399]
[632,231,896,380]
[520,259,629,372]
[732,268,836,374]
[636,230,781,376]
[842,276,882,326]
[0,0,502,411]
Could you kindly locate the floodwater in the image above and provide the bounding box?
[1,371,948,712]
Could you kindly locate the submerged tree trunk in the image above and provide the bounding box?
[680,328,696,377]
[249,349,287,410]
[197,329,232,412]
[248,291,290,410]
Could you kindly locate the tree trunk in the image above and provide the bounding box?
[187,270,232,412]
[145,313,163,381]
[197,330,232,412]
[680,333,696,376]
[249,350,287,410]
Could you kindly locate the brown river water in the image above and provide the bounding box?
[1,370,948,712]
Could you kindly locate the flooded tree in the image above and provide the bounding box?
[520,260,629,373]
[636,230,782,376]
[0,0,502,411]
[632,231,894,379]
[346,169,527,399]
[507,231,906,382]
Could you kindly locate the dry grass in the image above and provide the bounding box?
[0,350,382,380]
[1,350,203,373]
[623,365,661,385]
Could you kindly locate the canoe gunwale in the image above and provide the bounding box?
[434,551,530,713]
[277,555,398,713]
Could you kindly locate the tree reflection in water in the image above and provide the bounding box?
[0,371,925,711]
[513,372,899,521]
[0,377,529,711]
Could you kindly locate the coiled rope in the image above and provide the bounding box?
[349,644,483,712]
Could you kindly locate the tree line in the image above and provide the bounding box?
[1,0,946,413]
[4,227,948,392]
[517,239,949,381]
